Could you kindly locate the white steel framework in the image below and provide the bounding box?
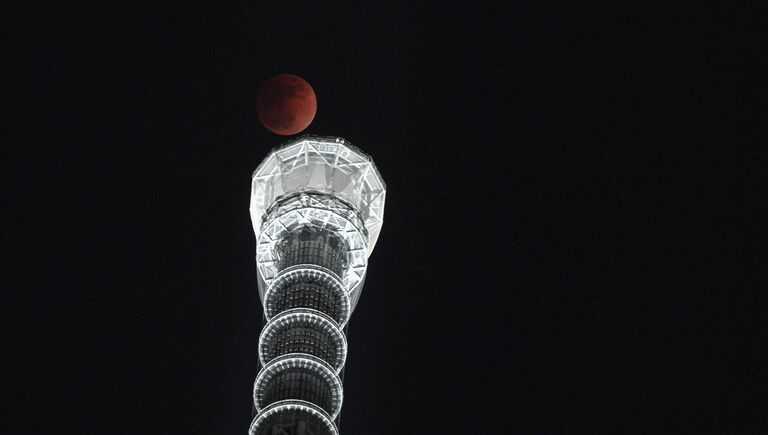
[248,136,385,435]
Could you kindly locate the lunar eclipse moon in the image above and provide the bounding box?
[256,74,317,136]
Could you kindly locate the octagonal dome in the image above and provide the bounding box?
[250,135,386,255]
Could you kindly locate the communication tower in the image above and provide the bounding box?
[247,136,386,434]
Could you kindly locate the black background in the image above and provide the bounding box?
[6,2,764,433]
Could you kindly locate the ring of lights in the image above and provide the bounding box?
[248,399,338,435]
[253,353,344,419]
[259,308,347,373]
[263,264,351,327]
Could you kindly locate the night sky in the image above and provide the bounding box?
[7,3,763,434]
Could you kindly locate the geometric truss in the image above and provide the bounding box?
[250,135,386,256]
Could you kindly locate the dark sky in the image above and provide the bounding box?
[6,2,763,434]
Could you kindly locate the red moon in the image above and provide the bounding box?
[256,74,317,136]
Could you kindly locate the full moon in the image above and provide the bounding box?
[256,74,317,136]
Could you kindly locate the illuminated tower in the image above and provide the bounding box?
[247,136,386,435]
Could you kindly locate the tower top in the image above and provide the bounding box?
[247,136,387,433]
[250,135,386,255]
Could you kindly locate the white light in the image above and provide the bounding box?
[248,399,338,435]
